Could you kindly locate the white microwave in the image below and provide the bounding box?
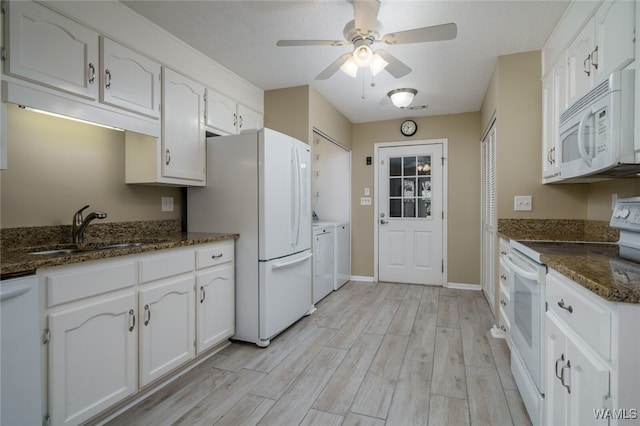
[558,70,636,181]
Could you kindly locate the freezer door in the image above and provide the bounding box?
[259,129,312,260]
[259,250,312,341]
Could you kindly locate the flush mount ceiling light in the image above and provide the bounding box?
[388,88,417,108]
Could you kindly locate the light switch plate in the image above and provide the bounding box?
[364,187,370,196]
[360,197,372,206]
[161,197,174,212]
[514,195,532,211]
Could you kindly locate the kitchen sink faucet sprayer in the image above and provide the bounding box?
[72,205,107,244]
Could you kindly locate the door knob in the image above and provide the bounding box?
[380,219,388,224]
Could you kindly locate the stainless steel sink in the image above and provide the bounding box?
[30,248,84,256]
[94,242,145,250]
[29,242,148,256]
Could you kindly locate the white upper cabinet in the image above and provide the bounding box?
[161,68,206,184]
[566,21,595,105]
[205,88,263,135]
[6,1,99,100]
[100,37,161,119]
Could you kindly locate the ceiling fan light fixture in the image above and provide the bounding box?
[352,40,373,67]
[370,52,388,76]
[388,88,418,108]
[340,57,359,78]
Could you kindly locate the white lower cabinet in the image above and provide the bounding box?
[139,276,196,386]
[42,240,235,425]
[48,292,137,426]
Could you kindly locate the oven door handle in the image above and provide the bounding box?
[503,256,539,281]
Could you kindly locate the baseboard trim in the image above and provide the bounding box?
[349,275,375,282]
[447,282,481,291]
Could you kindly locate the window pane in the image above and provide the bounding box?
[418,200,431,218]
[403,156,416,176]
[390,178,402,197]
[390,157,402,176]
[390,199,402,217]
[417,156,431,175]
[418,177,431,198]
[403,178,416,197]
[404,200,416,217]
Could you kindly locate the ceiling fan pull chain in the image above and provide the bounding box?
[361,72,366,100]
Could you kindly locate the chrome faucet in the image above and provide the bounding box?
[72,205,107,244]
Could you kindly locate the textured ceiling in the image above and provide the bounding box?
[121,0,570,123]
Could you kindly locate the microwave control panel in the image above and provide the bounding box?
[610,198,640,232]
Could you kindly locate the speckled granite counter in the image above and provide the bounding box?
[498,219,640,304]
[1,220,238,278]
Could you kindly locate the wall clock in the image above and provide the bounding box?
[400,119,417,137]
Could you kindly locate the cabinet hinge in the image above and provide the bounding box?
[602,393,612,410]
[441,259,444,273]
[43,415,51,426]
[42,328,51,345]
[441,157,445,166]
[1,47,7,61]
[442,210,444,219]
[1,1,6,14]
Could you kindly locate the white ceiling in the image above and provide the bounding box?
[121,0,569,123]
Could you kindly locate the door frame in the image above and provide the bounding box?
[373,139,448,285]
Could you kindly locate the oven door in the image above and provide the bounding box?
[504,250,546,394]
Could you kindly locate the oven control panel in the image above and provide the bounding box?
[610,197,640,232]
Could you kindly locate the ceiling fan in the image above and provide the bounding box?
[276,0,457,80]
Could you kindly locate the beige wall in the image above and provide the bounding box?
[264,86,310,143]
[309,86,352,150]
[352,112,481,285]
[587,179,640,220]
[481,51,588,220]
[1,104,182,228]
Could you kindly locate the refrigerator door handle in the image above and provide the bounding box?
[271,252,313,270]
[294,146,302,246]
[290,145,297,247]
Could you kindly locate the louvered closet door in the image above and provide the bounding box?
[481,120,497,313]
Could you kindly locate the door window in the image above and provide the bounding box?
[389,155,431,218]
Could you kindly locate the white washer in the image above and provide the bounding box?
[334,222,350,290]
[313,223,335,303]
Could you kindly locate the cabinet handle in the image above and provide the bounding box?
[557,299,573,314]
[500,274,507,281]
[555,353,565,379]
[500,325,506,332]
[128,309,136,332]
[500,250,507,256]
[105,69,112,89]
[560,360,571,394]
[88,63,96,84]
[551,147,556,164]
[211,253,223,259]
[233,113,237,127]
[144,304,151,326]
[583,54,591,76]
[165,148,171,166]
[200,286,206,303]
[500,299,507,306]
[239,115,243,128]
[591,46,598,70]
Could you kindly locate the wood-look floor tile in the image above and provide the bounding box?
[486,331,518,391]
[458,296,496,370]
[364,298,400,334]
[214,394,275,426]
[326,304,376,349]
[350,334,409,419]
[405,305,437,368]
[342,412,386,426]
[385,359,431,425]
[504,388,533,426]
[428,394,470,426]
[404,284,425,301]
[465,364,513,426]
[431,327,467,399]
[437,295,460,328]
[385,283,409,300]
[387,298,420,336]
[420,286,441,312]
[440,287,459,297]
[299,409,344,426]
[212,342,261,372]
[257,347,347,425]
[313,333,383,415]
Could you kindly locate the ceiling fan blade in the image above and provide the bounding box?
[315,52,352,80]
[380,23,457,45]
[353,0,380,36]
[277,39,348,47]
[376,50,411,78]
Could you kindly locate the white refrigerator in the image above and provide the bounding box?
[188,128,313,347]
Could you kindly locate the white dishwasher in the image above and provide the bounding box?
[313,224,334,304]
[1,274,43,426]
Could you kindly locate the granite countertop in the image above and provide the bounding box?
[498,219,640,304]
[1,220,238,278]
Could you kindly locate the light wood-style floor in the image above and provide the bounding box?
[107,281,532,426]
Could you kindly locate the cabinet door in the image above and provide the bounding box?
[161,68,206,183]
[49,292,137,426]
[6,1,99,100]
[566,335,610,426]
[545,313,570,426]
[139,275,196,387]
[593,0,636,82]
[204,88,237,135]
[567,20,595,105]
[100,37,161,119]
[237,103,263,133]
[542,72,556,179]
[196,265,234,353]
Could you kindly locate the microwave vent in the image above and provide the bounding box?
[560,78,611,125]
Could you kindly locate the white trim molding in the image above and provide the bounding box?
[446,282,481,291]
[349,275,375,283]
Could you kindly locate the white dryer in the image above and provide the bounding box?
[312,223,334,303]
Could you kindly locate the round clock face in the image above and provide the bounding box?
[401,120,417,137]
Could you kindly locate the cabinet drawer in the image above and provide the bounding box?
[139,249,194,283]
[546,271,611,359]
[45,259,136,307]
[195,242,234,270]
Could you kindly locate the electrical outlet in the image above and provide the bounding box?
[514,195,532,211]
[161,197,174,212]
